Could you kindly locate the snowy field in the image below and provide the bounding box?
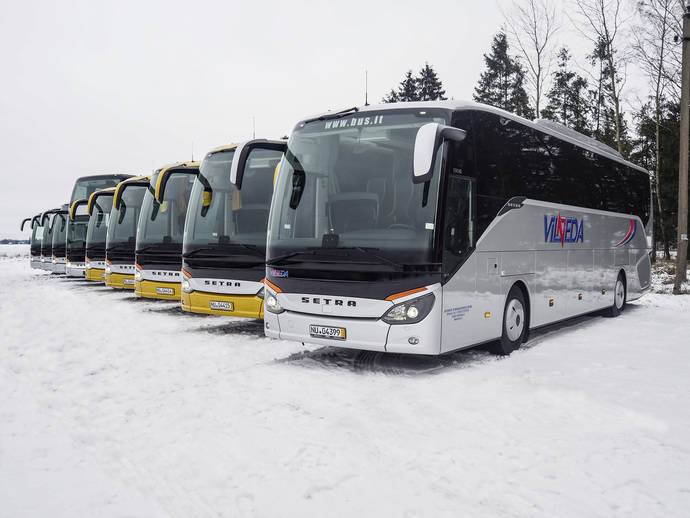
[0,243,29,258]
[1,256,690,518]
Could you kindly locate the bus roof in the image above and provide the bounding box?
[74,173,135,182]
[207,144,238,154]
[297,100,649,176]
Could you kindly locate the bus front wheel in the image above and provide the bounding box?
[603,272,626,318]
[491,286,527,356]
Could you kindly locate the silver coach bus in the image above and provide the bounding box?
[236,101,652,356]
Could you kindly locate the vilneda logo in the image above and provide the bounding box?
[544,213,584,246]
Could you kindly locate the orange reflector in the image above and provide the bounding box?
[549,299,554,307]
[385,286,427,301]
[484,312,491,319]
[181,268,192,278]
[135,262,143,270]
[264,279,282,293]
[105,259,112,265]
[85,256,91,262]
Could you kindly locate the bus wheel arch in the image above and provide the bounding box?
[490,282,530,356]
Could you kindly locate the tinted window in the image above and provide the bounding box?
[463,110,650,236]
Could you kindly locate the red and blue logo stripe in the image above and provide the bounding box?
[614,219,637,247]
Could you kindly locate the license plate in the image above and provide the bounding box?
[210,300,234,311]
[123,279,134,285]
[156,287,175,295]
[309,325,346,340]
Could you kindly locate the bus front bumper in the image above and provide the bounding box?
[264,307,443,355]
[65,262,85,277]
[105,272,136,289]
[135,279,180,300]
[181,290,264,318]
[85,267,106,281]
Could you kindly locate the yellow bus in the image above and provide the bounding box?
[179,142,283,317]
[105,176,151,288]
[85,187,116,281]
[134,162,199,299]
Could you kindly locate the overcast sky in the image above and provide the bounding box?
[1,0,647,239]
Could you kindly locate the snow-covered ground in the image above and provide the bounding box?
[1,257,689,518]
[0,243,29,258]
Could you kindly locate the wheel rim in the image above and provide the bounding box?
[505,298,525,342]
[615,279,625,309]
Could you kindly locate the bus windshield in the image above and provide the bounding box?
[51,213,68,253]
[31,221,44,254]
[67,218,87,253]
[86,195,114,247]
[107,184,147,249]
[267,109,447,268]
[71,177,125,205]
[137,170,195,250]
[184,149,280,258]
[41,214,56,254]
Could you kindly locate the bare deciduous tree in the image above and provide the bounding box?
[504,0,560,117]
[571,0,630,155]
[634,0,681,259]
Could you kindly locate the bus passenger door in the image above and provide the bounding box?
[440,175,496,351]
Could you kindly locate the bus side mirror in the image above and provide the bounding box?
[155,169,199,202]
[70,199,88,220]
[231,139,287,189]
[20,217,31,231]
[413,123,466,184]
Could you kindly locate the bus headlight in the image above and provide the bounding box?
[256,286,265,300]
[181,279,192,293]
[382,293,435,325]
[265,292,284,314]
[85,262,92,270]
[134,269,143,281]
[105,265,112,275]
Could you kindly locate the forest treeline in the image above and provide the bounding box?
[382,0,687,259]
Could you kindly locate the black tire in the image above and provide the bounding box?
[490,286,528,356]
[603,272,626,318]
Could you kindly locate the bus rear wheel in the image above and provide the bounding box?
[490,286,527,356]
[604,272,626,318]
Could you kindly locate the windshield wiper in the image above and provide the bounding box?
[269,247,409,271]
[340,246,405,271]
[303,106,359,125]
[185,243,265,258]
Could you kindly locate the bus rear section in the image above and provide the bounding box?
[259,101,652,356]
[181,143,283,318]
[65,199,89,277]
[49,206,69,274]
[105,176,150,288]
[85,188,116,282]
[134,163,199,300]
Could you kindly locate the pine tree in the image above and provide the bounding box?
[541,48,591,135]
[417,62,447,101]
[382,89,399,103]
[382,70,420,103]
[473,32,534,119]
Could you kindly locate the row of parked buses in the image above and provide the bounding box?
[21,100,653,356]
